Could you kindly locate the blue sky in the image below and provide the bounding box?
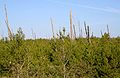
[0,0,120,38]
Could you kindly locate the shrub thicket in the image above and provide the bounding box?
[0,29,120,78]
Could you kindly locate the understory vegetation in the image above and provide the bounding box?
[0,28,120,78]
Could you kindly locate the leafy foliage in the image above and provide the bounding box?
[0,29,120,78]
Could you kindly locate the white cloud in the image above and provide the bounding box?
[47,0,120,14]
[79,5,120,14]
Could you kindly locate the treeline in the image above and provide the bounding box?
[0,28,120,78]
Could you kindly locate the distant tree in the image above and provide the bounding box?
[13,27,25,40]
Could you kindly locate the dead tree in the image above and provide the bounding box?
[4,4,13,40]
[84,22,91,43]
[84,21,87,36]
[73,24,76,39]
[87,26,90,42]
[107,25,110,35]
[50,18,55,39]
[70,10,73,39]
[78,21,81,38]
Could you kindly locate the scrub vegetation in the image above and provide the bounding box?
[0,27,120,78]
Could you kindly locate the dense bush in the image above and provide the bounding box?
[0,31,120,78]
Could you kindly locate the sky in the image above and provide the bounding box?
[0,0,120,39]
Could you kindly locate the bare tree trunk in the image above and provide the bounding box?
[73,24,76,39]
[4,4,13,40]
[84,21,87,37]
[107,25,110,35]
[70,10,73,39]
[50,18,55,39]
[87,26,90,43]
